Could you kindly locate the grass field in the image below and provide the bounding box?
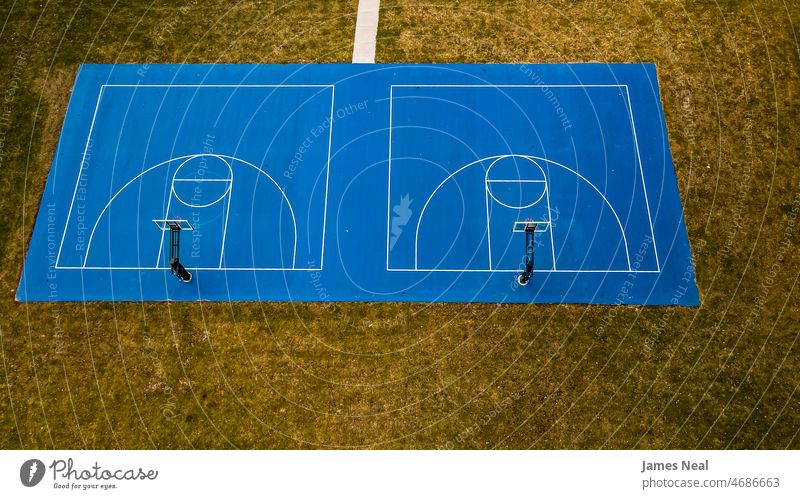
[1,0,798,449]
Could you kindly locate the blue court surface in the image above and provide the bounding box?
[17,64,699,305]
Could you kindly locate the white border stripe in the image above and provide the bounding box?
[352,0,380,63]
[319,86,335,270]
[624,85,661,271]
[100,84,331,88]
[55,86,105,267]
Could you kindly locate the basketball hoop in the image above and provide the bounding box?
[153,219,193,282]
[516,218,538,286]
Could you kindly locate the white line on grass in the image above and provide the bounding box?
[353,0,380,63]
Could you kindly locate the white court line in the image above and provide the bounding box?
[56,86,105,267]
[82,155,194,268]
[100,84,332,88]
[404,154,636,273]
[385,85,393,269]
[57,266,323,271]
[387,84,657,273]
[390,84,627,88]
[154,156,194,267]
[318,86,335,270]
[624,85,660,271]
[485,179,547,183]
[486,156,555,270]
[412,156,502,269]
[527,158,558,271]
[172,178,231,182]
[170,161,233,209]
[484,167,492,270]
[61,84,327,268]
[217,156,234,269]
[484,155,549,269]
[387,268,661,274]
[530,155,630,271]
[485,184,549,212]
[206,155,299,269]
[79,154,301,271]
[485,156,550,209]
[56,266,657,273]
[353,0,380,63]
[59,266,653,273]
[62,84,334,272]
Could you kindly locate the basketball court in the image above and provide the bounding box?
[17,63,699,304]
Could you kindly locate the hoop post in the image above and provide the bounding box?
[517,221,537,286]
